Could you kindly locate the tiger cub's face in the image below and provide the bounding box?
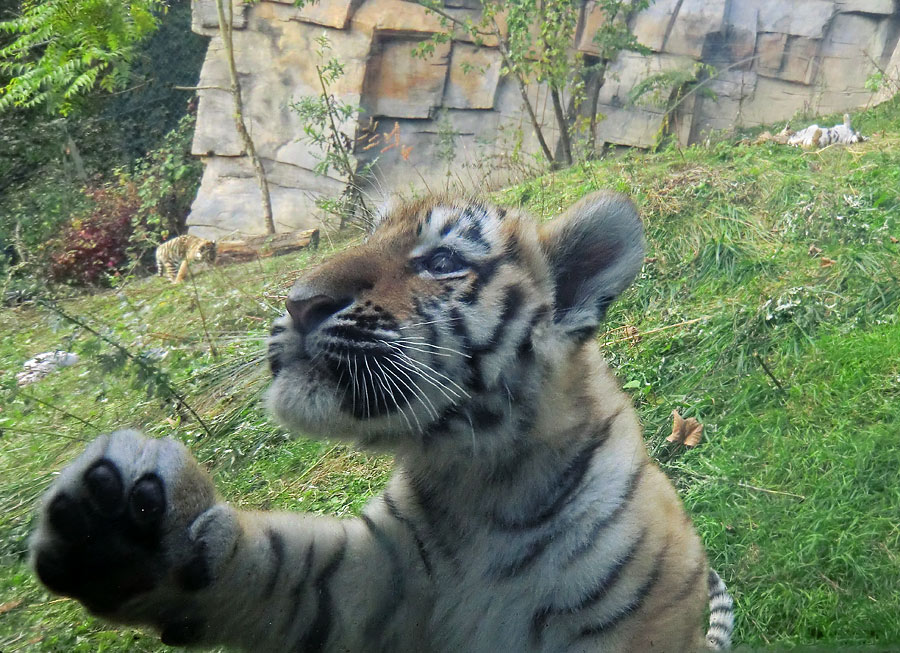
[267,193,644,451]
[194,240,217,263]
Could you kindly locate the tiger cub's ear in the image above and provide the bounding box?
[539,191,644,337]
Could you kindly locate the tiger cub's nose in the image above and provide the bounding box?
[285,294,352,335]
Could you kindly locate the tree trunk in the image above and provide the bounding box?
[550,87,573,167]
[214,0,276,234]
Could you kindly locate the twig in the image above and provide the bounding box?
[736,481,805,501]
[599,316,710,347]
[15,390,99,431]
[36,299,214,438]
[186,266,220,359]
[753,352,785,390]
[174,85,229,92]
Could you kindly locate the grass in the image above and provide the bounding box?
[1,96,899,651]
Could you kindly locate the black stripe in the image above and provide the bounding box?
[409,474,459,564]
[474,284,523,354]
[361,514,405,642]
[470,403,504,430]
[383,492,433,576]
[530,529,648,642]
[707,631,728,648]
[284,542,316,639]
[503,232,522,263]
[291,542,316,599]
[296,528,347,653]
[264,528,285,598]
[490,529,555,580]
[493,418,614,531]
[459,256,500,305]
[562,461,646,567]
[574,537,669,643]
[459,209,487,249]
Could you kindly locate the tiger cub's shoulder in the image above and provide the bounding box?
[156,234,217,283]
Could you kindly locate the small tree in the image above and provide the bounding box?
[291,34,372,230]
[212,0,275,234]
[416,0,651,168]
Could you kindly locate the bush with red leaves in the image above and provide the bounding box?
[47,184,140,286]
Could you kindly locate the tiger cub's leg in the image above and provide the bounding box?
[174,259,190,283]
[31,430,430,652]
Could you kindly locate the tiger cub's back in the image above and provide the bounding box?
[156,235,216,283]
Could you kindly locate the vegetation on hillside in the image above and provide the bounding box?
[1,96,899,651]
[0,0,206,289]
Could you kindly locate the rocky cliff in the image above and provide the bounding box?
[187,0,900,238]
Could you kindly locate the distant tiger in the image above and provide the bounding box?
[33,192,735,652]
[155,234,216,283]
[788,113,866,148]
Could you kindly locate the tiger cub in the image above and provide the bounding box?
[788,113,866,148]
[155,234,216,283]
[31,192,734,652]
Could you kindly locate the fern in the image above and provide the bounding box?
[0,0,166,116]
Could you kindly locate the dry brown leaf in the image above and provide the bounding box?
[820,257,836,267]
[0,599,23,615]
[667,410,704,448]
[808,244,822,256]
[624,326,641,346]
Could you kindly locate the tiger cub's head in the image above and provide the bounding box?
[267,192,644,452]
[194,239,217,264]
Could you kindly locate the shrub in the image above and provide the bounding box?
[47,184,140,285]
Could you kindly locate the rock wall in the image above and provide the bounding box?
[187,0,900,238]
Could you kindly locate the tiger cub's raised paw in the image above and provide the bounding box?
[30,429,237,643]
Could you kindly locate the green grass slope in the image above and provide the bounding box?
[1,98,899,651]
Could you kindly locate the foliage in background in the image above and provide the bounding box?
[0,0,166,115]
[46,183,139,286]
[415,0,651,167]
[0,0,205,286]
[629,61,718,149]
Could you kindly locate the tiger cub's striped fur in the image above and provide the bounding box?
[788,113,866,148]
[155,234,216,282]
[32,192,734,652]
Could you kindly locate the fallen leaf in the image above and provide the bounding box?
[624,325,641,346]
[820,257,836,267]
[667,410,704,447]
[0,599,23,615]
[808,244,822,256]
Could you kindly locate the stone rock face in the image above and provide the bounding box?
[187,0,900,237]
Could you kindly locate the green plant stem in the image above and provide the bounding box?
[36,298,214,437]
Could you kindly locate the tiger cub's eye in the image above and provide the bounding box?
[417,247,468,277]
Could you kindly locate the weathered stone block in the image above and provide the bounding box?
[576,1,608,55]
[756,33,788,75]
[835,0,896,14]
[594,105,664,149]
[444,44,502,109]
[756,0,835,39]
[739,76,813,126]
[268,0,360,29]
[352,0,444,35]
[192,0,247,36]
[781,36,820,84]
[631,0,681,52]
[664,0,727,59]
[187,158,345,239]
[365,38,451,119]
[719,2,758,65]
